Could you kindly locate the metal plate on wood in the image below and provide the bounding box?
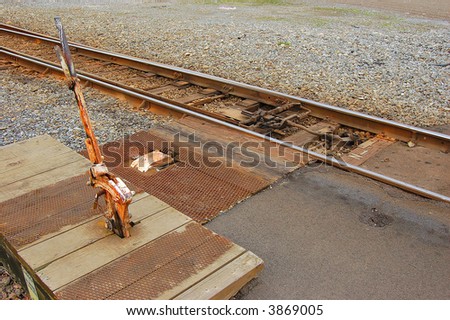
[56,223,235,299]
[84,130,269,223]
[0,174,101,248]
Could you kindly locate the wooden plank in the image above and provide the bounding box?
[0,141,74,172]
[0,135,61,162]
[175,89,220,104]
[146,84,177,94]
[174,116,301,164]
[238,99,259,108]
[37,207,191,291]
[0,158,89,203]
[1,147,75,174]
[0,135,90,202]
[176,93,207,104]
[178,115,254,144]
[20,216,109,271]
[219,108,248,121]
[173,81,190,87]
[156,245,246,300]
[127,195,170,221]
[142,72,156,78]
[285,121,339,146]
[174,251,264,300]
[19,194,169,271]
[340,135,395,166]
[2,152,88,185]
[17,191,150,251]
[200,88,218,95]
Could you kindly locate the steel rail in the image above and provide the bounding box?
[1,25,449,152]
[2,48,449,203]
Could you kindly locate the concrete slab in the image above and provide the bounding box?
[362,141,450,197]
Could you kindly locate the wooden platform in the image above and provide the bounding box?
[0,135,263,299]
[0,135,90,203]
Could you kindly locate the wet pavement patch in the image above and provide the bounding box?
[360,208,393,228]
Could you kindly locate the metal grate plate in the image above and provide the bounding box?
[56,223,233,299]
[81,130,269,222]
[0,174,100,248]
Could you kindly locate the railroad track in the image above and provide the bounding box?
[1,23,449,203]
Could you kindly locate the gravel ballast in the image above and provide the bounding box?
[0,266,29,300]
[1,0,449,133]
[1,66,170,150]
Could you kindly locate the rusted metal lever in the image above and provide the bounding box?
[54,17,134,238]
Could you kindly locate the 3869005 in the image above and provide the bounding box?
[268,304,323,316]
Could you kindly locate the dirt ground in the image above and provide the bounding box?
[322,0,450,20]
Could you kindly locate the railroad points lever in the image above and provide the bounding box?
[54,17,134,238]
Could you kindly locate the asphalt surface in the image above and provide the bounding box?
[208,165,450,299]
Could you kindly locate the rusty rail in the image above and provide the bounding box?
[2,47,449,203]
[1,24,449,152]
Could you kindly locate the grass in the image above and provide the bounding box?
[188,0,290,5]
[312,6,369,16]
[311,17,330,28]
[256,16,288,22]
[357,13,406,30]
[307,5,407,29]
[277,40,291,46]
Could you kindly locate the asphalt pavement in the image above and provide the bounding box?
[208,165,450,299]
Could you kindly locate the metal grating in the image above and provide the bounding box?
[0,174,101,248]
[80,130,270,222]
[56,223,233,299]
[130,165,261,222]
